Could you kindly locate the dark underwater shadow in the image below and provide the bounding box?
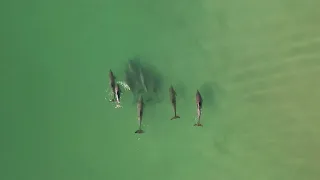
[173,81,187,101]
[124,56,165,106]
[199,82,215,107]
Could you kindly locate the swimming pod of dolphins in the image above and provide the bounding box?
[107,56,204,134]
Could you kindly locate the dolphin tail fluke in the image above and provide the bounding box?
[135,129,144,134]
[193,122,203,127]
[170,115,180,120]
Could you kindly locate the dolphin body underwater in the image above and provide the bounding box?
[124,57,163,105]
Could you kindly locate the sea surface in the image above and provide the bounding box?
[1,0,320,179]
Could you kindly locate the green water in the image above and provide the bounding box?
[1,0,320,179]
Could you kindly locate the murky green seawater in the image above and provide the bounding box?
[1,0,320,180]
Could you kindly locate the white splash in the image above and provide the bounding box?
[117,81,131,91]
[105,81,131,101]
